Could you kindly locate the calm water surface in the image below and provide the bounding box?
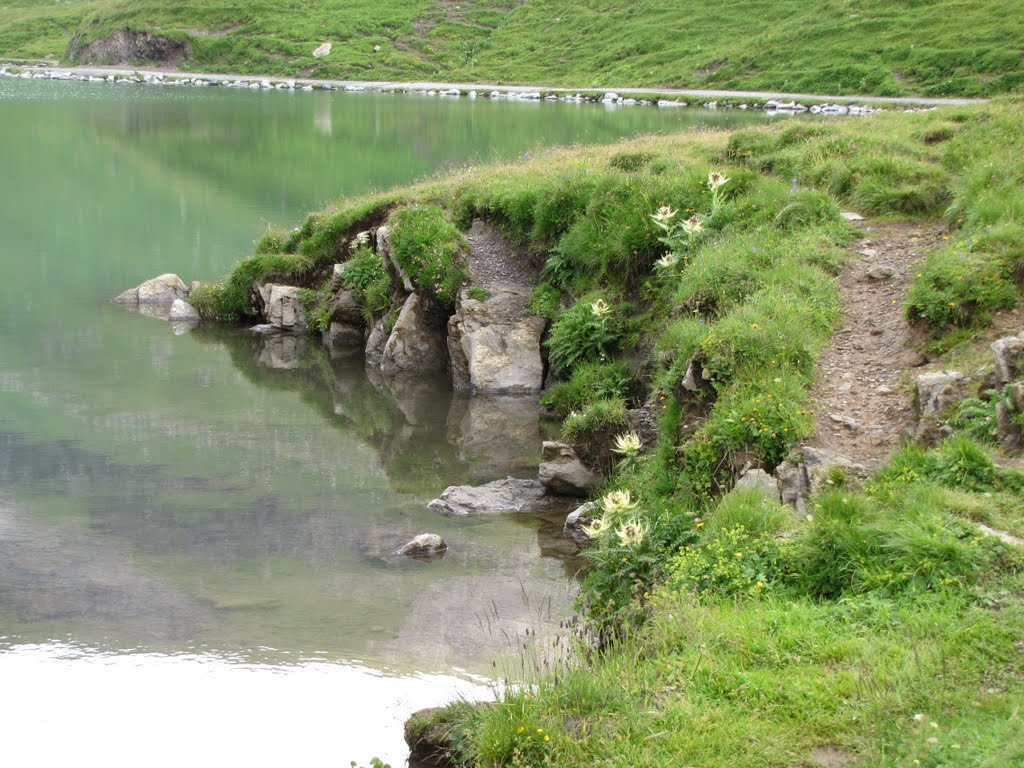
[0,77,771,765]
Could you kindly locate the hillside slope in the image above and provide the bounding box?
[1,0,1022,97]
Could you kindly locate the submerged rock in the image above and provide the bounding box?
[427,478,571,517]
[396,533,447,558]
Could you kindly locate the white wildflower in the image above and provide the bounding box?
[590,298,611,317]
[708,171,730,190]
[616,520,646,547]
[612,432,643,456]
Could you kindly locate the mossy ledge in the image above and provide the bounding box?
[177,99,1024,766]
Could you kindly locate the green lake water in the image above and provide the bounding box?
[0,76,772,765]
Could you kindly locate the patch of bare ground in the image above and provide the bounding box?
[806,217,947,469]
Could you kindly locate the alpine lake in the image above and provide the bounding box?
[0,76,774,766]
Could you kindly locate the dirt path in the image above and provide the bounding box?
[463,219,539,289]
[805,217,946,469]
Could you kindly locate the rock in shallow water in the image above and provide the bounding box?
[396,533,447,558]
[113,273,189,308]
[168,298,200,322]
[427,478,572,517]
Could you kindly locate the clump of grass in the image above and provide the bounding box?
[541,359,636,416]
[546,295,626,377]
[339,246,393,319]
[904,245,1016,329]
[389,204,469,306]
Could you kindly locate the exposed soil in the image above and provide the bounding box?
[463,219,540,289]
[805,217,947,469]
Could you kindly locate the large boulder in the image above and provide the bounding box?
[448,286,546,394]
[992,334,1024,385]
[380,293,448,375]
[257,284,308,331]
[113,273,189,308]
[427,478,572,517]
[538,441,601,496]
[322,322,363,350]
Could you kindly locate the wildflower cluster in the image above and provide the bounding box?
[650,172,729,274]
[582,490,647,549]
[669,525,790,600]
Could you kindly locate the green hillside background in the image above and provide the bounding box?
[1,0,1022,97]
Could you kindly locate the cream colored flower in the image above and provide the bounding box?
[616,520,646,547]
[681,216,704,236]
[612,432,643,455]
[581,517,610,539]
[707,172,729,190]
[590,298,611,317]
[655,253,680,270]
[602,489,637,514]
[651,205,677,223]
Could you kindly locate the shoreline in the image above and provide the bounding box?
[0,62,984,111]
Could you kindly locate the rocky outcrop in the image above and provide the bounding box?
[396,533,447,558]
[992,334,1024,385]
[257,284,308,331]
[538,441,601,496]
[380,293,449,375]
[775,446,867,515]
[113,273,190,309]
[376,224,415,293]
[405,707,458,767]
[914,370,966,443]
[322,287,363,350]
[734,467,779,498]
[68,28,191,67]
[448,286,546,394]
[427,478,572,517]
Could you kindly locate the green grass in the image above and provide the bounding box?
[2,1,1024,97]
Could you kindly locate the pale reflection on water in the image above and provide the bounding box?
[0,642,492,766]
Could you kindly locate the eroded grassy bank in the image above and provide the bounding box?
[201,99,1024,767]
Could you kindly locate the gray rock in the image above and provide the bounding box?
[774,460,806,514]
[396,533,447,558]
[257,284,308,331]
[427,478,571,517]
[840,211,865,221]
[249,324,278,334]
[312,42,332,58]
[113,273,189,308]
[802,446,867,493]
[448,286,546,394]
[167,299,200,322]
[1012,381,1024,413]
[538,441,601,497]
[866,265,896,280]
[916,370,966,417]
[995,401,1022,452]
[364,317,390,368]
[991,335,1024,385]
[734,468,779,499]
[322,321,363,349]
[381,293,448,375]
[328,288,363,327]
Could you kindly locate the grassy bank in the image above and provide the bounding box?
[1,1,1023,98]
[195,99,1024,765]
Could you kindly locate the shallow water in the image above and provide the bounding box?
[0,77,771,765]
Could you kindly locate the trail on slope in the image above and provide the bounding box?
[805,218,945,469]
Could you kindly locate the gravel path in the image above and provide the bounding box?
[806,217,946,469]
[463,220,539,289]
